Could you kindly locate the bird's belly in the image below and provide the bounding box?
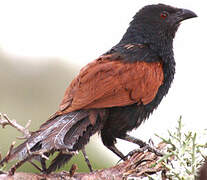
[105,103,152,137]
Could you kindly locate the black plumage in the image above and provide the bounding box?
[0,4,197,174]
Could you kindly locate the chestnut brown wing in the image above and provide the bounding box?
[57,56,164,115]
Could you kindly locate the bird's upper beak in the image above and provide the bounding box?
[173,8,197,24]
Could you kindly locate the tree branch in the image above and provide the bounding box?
[0,113,31,139]
[0,113,167,179]
[0,143,166,180]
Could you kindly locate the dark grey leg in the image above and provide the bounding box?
[118,134,163,156]
[82,147,93,172]
[106,145,126,160]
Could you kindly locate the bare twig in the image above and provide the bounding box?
[26,143,49,160]
[28,160,43,172]
[9,156,32,176]
[0,141,16,166]
[69,164,78,177]
[0,113,31,139]
[6,144,50,175]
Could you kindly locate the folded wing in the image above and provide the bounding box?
[57,54,164,115]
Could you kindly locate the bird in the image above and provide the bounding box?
[0,3,197,174]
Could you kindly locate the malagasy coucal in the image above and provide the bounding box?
[0,3,197,174]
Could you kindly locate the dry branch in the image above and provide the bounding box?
[0,143,166,180]
[0,113,167,179]
[0,113,31,139]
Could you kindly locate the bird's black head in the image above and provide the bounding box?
[120,4,197,54]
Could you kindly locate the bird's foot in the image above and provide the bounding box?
[125,144,164,159]
[118,134,164,158]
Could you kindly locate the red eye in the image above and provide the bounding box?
[160,11,169,19]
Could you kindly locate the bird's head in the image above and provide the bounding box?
[120,4,197,53]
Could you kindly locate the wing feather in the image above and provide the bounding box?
[57,55,164,115]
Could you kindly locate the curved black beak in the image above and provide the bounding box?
[175,8,197,23]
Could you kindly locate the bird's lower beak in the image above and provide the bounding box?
[174,9,197,23]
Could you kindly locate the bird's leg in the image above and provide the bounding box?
[101,130,126,161]
[81,147,93,172]
[106,144,126,161]
[118,134,163,157]
[121,134,147,147]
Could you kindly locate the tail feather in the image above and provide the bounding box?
[46,152,73,173]
[45,114,104,172]
[1,109,105,172]
[2,110,89,163]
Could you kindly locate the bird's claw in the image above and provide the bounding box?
[124,144,164,159]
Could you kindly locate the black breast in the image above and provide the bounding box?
[102,54,175,141]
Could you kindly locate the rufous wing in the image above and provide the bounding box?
[56,54,164,115]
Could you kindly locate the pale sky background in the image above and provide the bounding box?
[0,0,206,158]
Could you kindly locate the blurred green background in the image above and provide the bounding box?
[0,50,115,173]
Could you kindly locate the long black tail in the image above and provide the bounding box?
[0,110,104,172]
